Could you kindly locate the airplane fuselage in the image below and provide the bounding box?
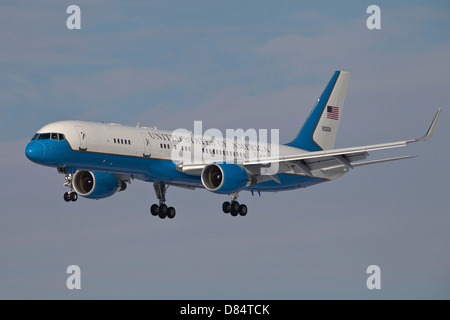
[25,120,339,192]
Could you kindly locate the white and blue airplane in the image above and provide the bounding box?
[25,71,440,219]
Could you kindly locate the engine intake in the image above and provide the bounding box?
[73,171,125,199]
[201,163,254,194]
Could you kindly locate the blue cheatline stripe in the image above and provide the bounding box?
[28,139,328,192]
[286,71,341,151]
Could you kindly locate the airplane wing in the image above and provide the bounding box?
[177,109,440,178]
[244,109,441,176]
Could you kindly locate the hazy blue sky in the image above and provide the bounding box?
[1,0,449,299]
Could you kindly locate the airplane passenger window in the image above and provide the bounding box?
[124,140,127,145]
[128,140,131,145]
[121,139,124,144]
[114,138,116,143]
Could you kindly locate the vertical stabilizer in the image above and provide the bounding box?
[287,71,350,151]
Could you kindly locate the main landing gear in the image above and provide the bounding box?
[222,193,247,217]
[150,182,176,219]
[63,173,78,202]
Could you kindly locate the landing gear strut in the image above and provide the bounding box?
[150,182,176,219]
[63,173,78,202]
[222,193,247,217]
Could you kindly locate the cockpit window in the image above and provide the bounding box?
[38,133,51,140]
[32,133,66,141]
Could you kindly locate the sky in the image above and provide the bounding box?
[0,0,449,299]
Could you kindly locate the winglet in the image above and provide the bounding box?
[409,108,441,143]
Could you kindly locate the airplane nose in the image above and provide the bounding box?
[25,141,45,163]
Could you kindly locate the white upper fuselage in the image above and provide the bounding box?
[36,120,306,165]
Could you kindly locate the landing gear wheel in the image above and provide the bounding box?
[222,201,231,214]
[69,192,78,202]
[238,204,248,216]
[150,204,159,216]
[152,182,176,220]
[158,204,168,219]
[230,201,239,216]
[63,192,71,202]
[230,201,239,215]
[167,207,176,219]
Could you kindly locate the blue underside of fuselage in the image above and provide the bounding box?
[25,140,327,192]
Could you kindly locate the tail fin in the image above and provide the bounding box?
[287,71,350,151]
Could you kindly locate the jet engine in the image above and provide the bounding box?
[72,170,126,199]
[201,163,255,194]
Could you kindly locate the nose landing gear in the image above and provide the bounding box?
[63,173,78,202]
[63,191,78,202]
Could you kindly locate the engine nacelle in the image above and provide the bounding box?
[201,163,254,194]
[72,170,126,199]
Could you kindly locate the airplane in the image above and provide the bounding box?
[25,71,441,219]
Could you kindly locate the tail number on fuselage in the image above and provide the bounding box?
[322,126,332,132]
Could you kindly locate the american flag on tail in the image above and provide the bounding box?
[327,106,339,120]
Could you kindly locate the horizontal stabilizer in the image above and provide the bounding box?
[351,155,416,168]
